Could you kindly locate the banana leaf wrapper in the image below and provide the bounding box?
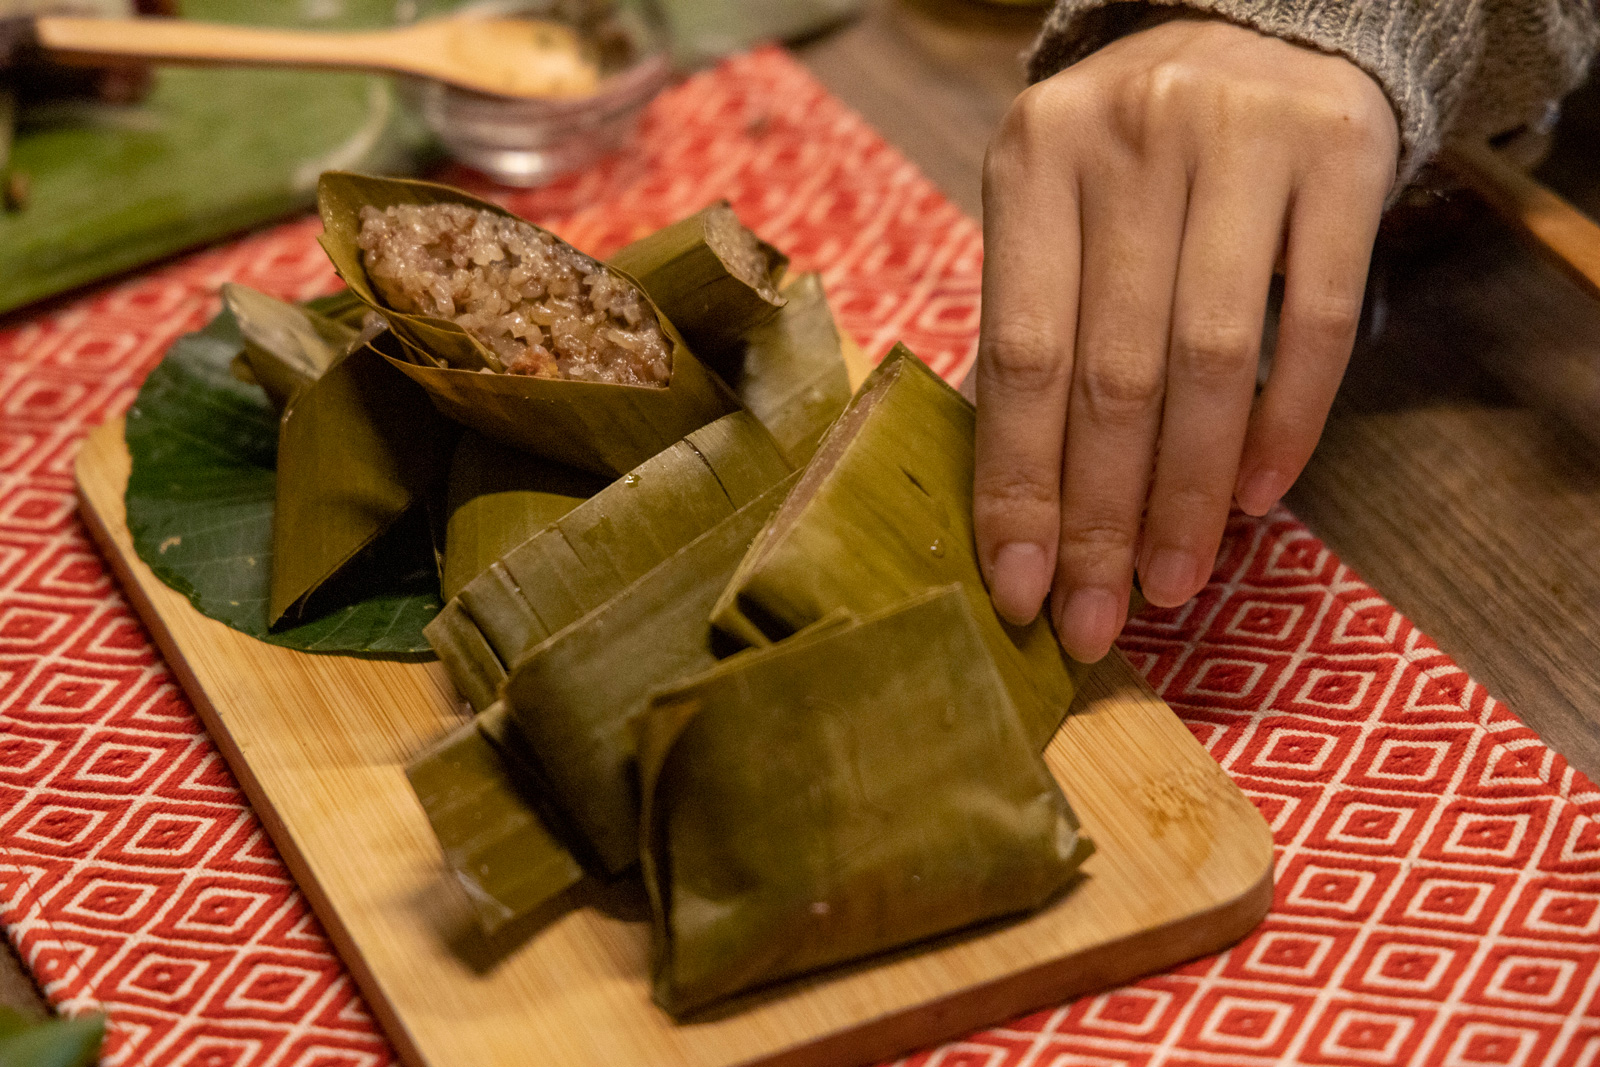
[223,284,360,411]
[425,409,792,711]
[441,430,607,602]
[406,702,585,935]
[503,471,799,875]
[731,272,854,466]
[306,286,372,329]
[269,343,454,626]
[638,585,1093,1017]
[318,171,739,478]
[711,345,1087,750]
[609,201,787,378]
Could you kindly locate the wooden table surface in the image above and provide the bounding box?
[9,0,1600,1021]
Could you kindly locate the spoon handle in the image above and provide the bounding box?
[1441,139,1600,304]
[33,15,599,99]
[35,16,398,70]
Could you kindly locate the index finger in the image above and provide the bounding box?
[973,88,1083,626]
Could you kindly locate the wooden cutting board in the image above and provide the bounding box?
[75,417,1274,1067]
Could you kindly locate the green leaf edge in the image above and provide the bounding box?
[124,299,441,659]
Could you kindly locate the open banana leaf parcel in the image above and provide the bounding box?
[638,585,1093,1017]
[317,171,741,478]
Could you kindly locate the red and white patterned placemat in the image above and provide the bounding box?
[1,47,1597,1067]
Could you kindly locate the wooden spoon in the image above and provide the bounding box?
[32,13,602,100]
[1441,139,1600,304]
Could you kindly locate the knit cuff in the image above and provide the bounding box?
[1024,0,1437,185]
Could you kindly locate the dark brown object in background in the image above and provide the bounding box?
[3,0,177,105]
[0,85,19,211]
[1444,139,1600,303]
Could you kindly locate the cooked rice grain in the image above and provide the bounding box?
[703,204,782,304]
[358,203,672,386]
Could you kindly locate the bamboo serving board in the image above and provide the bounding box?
[76,417,1274,1067]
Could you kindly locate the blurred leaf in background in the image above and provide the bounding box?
[0,1008,104,1067]
[0,0,436,315]
[653,0,861,66]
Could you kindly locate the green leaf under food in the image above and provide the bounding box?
[638,586,1091,1017]
[126,307,442,656]
[503,471,798,876]
[711,345,1089,750]
[426,409,792,710]
[406,703,585,937]
[0,1008,105,1067]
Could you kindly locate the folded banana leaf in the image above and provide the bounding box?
[426,409,792,711]
[638,585,1093,1016]
[425,601,506,712]
[503,471,798,876]
[731,272,854,466]
[712,345,1086,750]
[318,171,739,477]
[609,201,787,377]
[406,702,585,935]
[269,343,455,625]
[441,430,607,602]
[126,305,441,655]
[223,284,360,411]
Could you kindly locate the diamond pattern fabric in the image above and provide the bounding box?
[0,47,1596,1067]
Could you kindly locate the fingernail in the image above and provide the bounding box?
[1142,548,1198,607]
[1054,587,1122,664]
[989,542,1051,625]
[1236,469,1282,516]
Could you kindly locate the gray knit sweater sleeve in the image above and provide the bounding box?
[1027,0,1600,183]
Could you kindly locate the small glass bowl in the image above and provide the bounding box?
[413,1,672,187]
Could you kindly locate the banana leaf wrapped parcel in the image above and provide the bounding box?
[502,471,800,876]
[609,201,788,377]
[713,345,1088,750]
[441,430,607,602]
[406,704,586,935]
[223,284,360,411]
[317,171,740,477]
[267,340,454,626]
[212,284,456,628]
[425,410,793,711]
[727,272,855,466]
[638,585,1093,1017]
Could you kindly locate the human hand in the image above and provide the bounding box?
[974,16,1398,661]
